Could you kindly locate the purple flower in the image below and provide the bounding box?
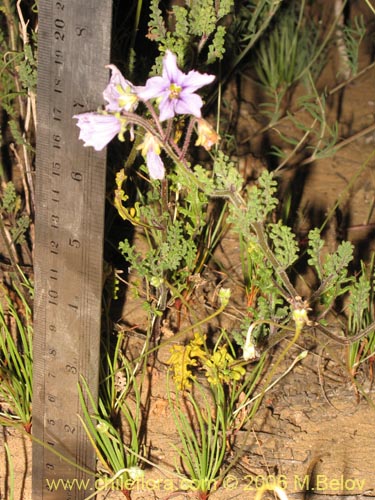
[73,112,123,151]
[137,132,165,180]
[137,51,215,121]
[146,150,165,180]
[103,65,141,113]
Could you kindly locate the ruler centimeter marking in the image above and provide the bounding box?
[32,1,112,498]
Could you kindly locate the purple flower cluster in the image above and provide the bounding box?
[74,51,215,179]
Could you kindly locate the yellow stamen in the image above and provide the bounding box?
[169,83,182,99]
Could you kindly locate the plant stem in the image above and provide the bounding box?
[180,117,195,160]
[220,320,304,480]
[135,300,230,363]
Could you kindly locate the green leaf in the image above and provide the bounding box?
[268,221,299,269]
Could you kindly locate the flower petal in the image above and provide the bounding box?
[146,150,165,179]
[103,65,139,112]
[158,94,177,121]
[137,76,167,101]
[163,50,184,84]
[175,93,204,118]
[104,64,129,96]
[73,113,122,151]
[181,70,215,93]
[137,131,161,156]
[195,118,220,151]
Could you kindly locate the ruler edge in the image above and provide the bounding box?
[32,1,113,498]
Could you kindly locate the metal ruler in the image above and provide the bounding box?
[32,1,112,498]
